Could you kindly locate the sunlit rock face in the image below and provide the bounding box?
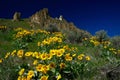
[30,8,91,43]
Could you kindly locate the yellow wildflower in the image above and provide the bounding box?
[50,49,56,55]
[118,50,120,54]
[36,64,43,72]
[77,55,83,60]
[42,65,50,74]
[47,54,52,60]
[4,52,10,59]
[60,63,66,69]
[93,41,100,46]
[104,46,107,49]
[0,58,3,63]
[80,54,85,57]
[49,62,56,68]
[72,54,76,57]
[27,70,34,78]
[33,60,38,65]
[85,56,91,61]
[56,51,63,57]
[57,74,61,80]
[25,52,33,57]
[18,68,25,76]
[40,53,47,60]
[40,75,48,80]
[17,50,24,58]
[38,42,41,46]
[11,50,16,56]
[65,53,73,61]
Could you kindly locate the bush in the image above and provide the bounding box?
[95,30,109,42]
[111,36,120,49]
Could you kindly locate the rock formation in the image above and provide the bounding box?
[13,12,21,21]
[30,8,91,43]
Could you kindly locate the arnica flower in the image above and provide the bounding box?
[65,53,73,61]
[32,52,39,58]
[60,63,66,69]
[72,54,76,57]
[113,51,117,54]
[118,50,120,54]
[18,68,25,76]
[4,52,10,59]
[27,70,34,78]
[56,51,63,57]
[36,64,43,72]
[47,54,53,60]
[33,60,38,65]
[85,56,91,61]
[40,53,47,60]
[58,38,62,43]
[25,52,33,57]
[11,50,16,56]
[37,42,41,46]
[57,74,62,80]
[42,65,50,74]
[40,75,48,80]
[59,48,65,53]
[80,54,85,57]
[17,76,22,80]
[104,46,107,49]
[50,49,56,55]
[0,58,3,63]
[93,41,100,46]
[77,55,83,60]
[49,62,56,68]
[17,50,24,58]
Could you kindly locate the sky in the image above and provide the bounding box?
[0,0,120,36]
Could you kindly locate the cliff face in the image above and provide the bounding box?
[30,8,77,31]
[30,8,91,43]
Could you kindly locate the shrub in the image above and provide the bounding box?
[95,30,109,42]
[111,36,120,49]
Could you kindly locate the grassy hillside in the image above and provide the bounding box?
[0,19,120,80]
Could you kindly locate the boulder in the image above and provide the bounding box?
[106,65,120,80]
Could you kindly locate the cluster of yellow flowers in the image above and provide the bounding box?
[83,36,120,55]
[108,48,120,54]
[14,28,50,39]
[0,25,7,31]
[77,54,90,61]
[15,30,32,38]
[90,37,100,46]
[0,45,91,80]
[38,37,62,46]
[0,27,92,80]
[0,25,7,29]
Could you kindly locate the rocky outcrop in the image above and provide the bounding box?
[13,12,21,21]
[30,8,49,25]
[30,8,78,31]
[30,8,91,43]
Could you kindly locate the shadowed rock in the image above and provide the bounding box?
[106,65,120,80]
